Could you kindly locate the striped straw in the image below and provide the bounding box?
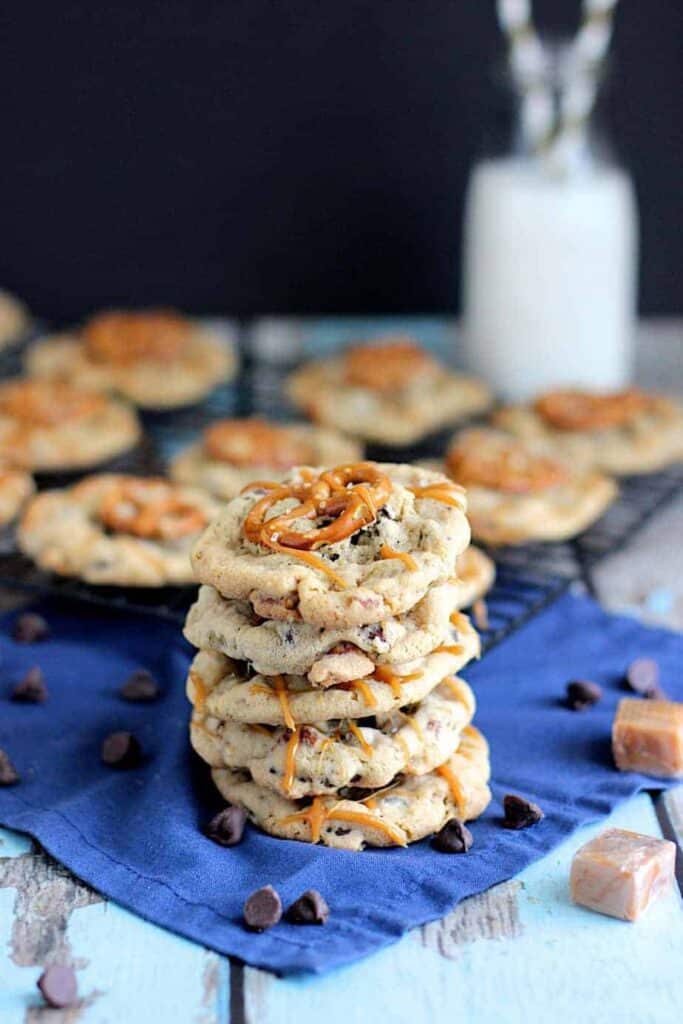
[496,0,620,173]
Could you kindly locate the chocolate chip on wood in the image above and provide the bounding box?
[101,731,142,769]
[625,658,665,700]
[37,965,78,1008]
[12,612,50,643]
[503,793,544,830]
[11,666,48,703]
[244,885,282,932]
[205,806,247,847]
[120,669,160,702]
[285,889,330,925]
[0,749,19,786]
[565,680,602,711]
[432,817,473,853]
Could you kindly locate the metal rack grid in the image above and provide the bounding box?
[0,322,681,654]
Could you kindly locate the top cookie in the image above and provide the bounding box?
[25,308,236,409]
[493,388,683,476]
[191,461,471,627]
[286,337,493,445]
[171,417,362,499]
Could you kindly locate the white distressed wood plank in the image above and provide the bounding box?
[0,828,229,1024]
[244,793,683,1024]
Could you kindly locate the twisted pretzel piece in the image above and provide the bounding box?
[204,418,312,468]
[84,310,190,365]
[99,477,208,540]
[243,463,392,552]
[0,380,105,426]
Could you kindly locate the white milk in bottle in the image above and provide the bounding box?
[462,157,638,400]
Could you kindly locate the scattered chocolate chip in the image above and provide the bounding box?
[244,885,282,932]
[565,679,602,711]
[101,731,142,769]
[0,749,19,786]
[502,793,544,830]
[11,666,47,703]
[37,965,77,1008]
[205,805,247,847]
[625,658,665,699]
[285,889,330,925]
[431,817,473,853]
[12,612,50,644]
[120,669,160,702]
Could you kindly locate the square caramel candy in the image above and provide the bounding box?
[612,698,683,778]
[570,828,675,921]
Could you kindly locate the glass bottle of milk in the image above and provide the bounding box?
[462,53,639,401]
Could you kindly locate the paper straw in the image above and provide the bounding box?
[495,0,620,173]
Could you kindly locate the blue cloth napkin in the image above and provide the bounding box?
[0,593,680,975]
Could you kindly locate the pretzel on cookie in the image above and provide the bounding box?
[343,339,436,392]
[204,418,313,468]
[99,477,209,540]
[447,430,567,494]
[534,389,652,432]
[84,310,190,365]
[0,380,105,426]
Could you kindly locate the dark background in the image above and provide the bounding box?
[0,1,681,324]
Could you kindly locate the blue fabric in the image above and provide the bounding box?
[0,593,680,975]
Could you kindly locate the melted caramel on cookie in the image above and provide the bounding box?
[379,544,417,571]
[447,430,568,495]
[436,762,466,817]
[347,721,374,757]
[409,483,466,509]
[343,339,436,392]
[204,418,313,468]
[0,380,105,426]
[280,795,406,845]
[534,389,652,432]
[84,310,190,365]
[283,727,300,794]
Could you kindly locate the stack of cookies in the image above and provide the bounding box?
[184,461,491,851]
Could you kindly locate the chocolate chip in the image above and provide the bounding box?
[11,666,47,704]
[502,793,544,830]
[431,817,473,853]
[37,965,77,1008]
[101,731,142,769]
[565,679,602,711]
[120,669,160,702]
[285,889,330,925]
[12,613,50,644]
[244,885,282,932]
[205,805,247,847]
[0,749,19,786]
[625,658,665,699]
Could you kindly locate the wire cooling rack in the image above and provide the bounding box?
[0,317,681,654]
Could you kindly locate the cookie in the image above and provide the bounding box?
[0,464,34,527]
[493,389,683,476]
[191,675,475,799]
[0,290,29,349]
[19,474,220,586]
[184,579,466,683]
[211,725,491,850]
[451,546,495,609]
[25,309,236,409]
[191,462,470,628]
[171,418,362,499]
[442,428,618,545]
[0,379,141,472]
[186,618,479,725]
[286,338,493,445]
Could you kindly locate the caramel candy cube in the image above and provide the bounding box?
[570,828,675,921]
[612,698,683,778]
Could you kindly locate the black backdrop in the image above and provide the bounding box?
[1,1,681,323]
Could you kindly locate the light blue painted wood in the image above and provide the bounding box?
[0,826,227,1023]
[244,793,683,1024]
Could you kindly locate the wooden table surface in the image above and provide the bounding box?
[1,320,682,1023]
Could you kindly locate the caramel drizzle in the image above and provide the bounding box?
[269,541,348,589]
[442,676,469,703]
[372,666,422,698]
[449,610,470,633]
[433,644,465,657]
[250,675,296,730]
[249,724,273,737]
[280,796,406,845]
[436,763,466,817]
[349,678,378,708]
[283,727,300,794]
[379,544,418,571]
[347,721,374,758]
[409,484,465,510]
[189,671,208,712]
